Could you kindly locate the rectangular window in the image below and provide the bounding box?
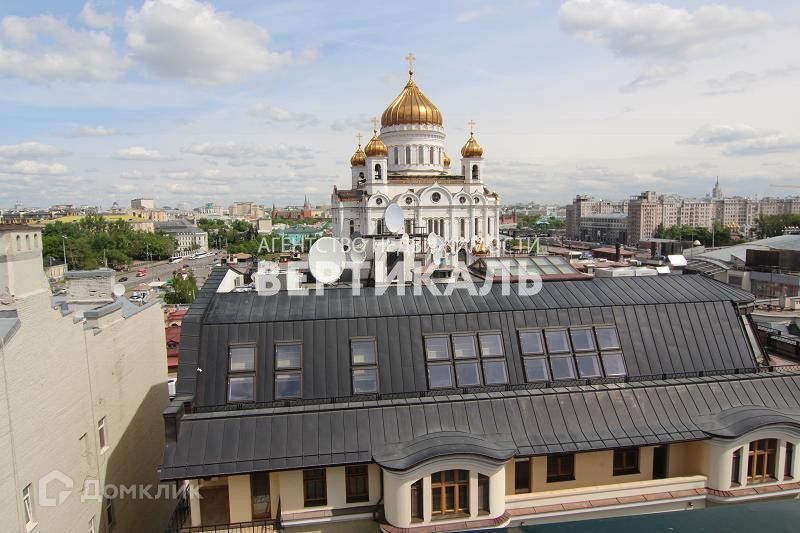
[425,336,451,360]
[411,480,423,521]
[544,330,570,353]
[345,465,370,503]
[98,417,108,451]
[478,474,490,513]
[452,334,478,358]
[731,448,741,485]
[786,443,794,479]
[570,328,595,352]
[482,359,509,385]
[351,338,378,394]
[455,361,481,387]
[275,342,302,400]
[22,484,34,526]
[523,357,550,382]
[252,472,270,519]
[613,447,640,475]
[576,354,603,378]
[303,469,327,507]
[601,352,627,377]
[228,344,256,403]
[547,453,575,482]
[519,330,544,355]
[428,363,454,389]
[431,470,469,517]
[595,326,621,350]
[550,356,577,381]
[747,438,778,484]
[514,459,531,493]
[478,332,504,357]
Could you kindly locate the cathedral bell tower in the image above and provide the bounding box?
[460,120,484,193]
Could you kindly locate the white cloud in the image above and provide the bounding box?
[115,146,173,160]
[683,124,800,157]
[183,141,313,161]
[80,2,116,30]
[0,160,69,175]
[330,114,371,132]
[0,142,69,159]
[0,14,123,82]
[249,102,319,126]
[559,0,772,89]
[456,6,494,24]
[68,125,119,137]
[704,66,800,95]
[124,0,296,84]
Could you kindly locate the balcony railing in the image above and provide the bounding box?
[164,490,282,532]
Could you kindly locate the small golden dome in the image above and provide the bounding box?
[364,130,388,157]
[461,132,483,158]
[443,152,451,168]
[472,237,489,256]
[350,143,366,166]
[381,74,443,128]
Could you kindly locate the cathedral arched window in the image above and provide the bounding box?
[394,147,399,165]
[16,235,21,251]
[472,164,479,180]
[374,163,382,180]
[358,172,365,184]
[33,234,38,249]
[349,220,355,236]
[438,148,442,164]
[406,146,411,164]
[418,146,424,164]
[25,235,30,250]
[429,146,435,164]
[460,219,466,239]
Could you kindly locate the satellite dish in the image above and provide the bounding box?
[349,247,367,264]
[384,203,404,234]
[309,237,346,284]
[112,283,125,297]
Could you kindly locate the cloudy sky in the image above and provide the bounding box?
[0,0,798,209]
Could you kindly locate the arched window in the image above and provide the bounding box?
[16,235,21,251]
[405,146,411,164]
[376,219,384,234]
[429,146,435,164]
[460,219,466,239]
[33,234,38,249]
[349,220,355,236]
[374,163,381,180]
[472,164,479,180]
[25,235,30,250]
[394,147,399,165]
[475,217,480,236]
[418,146,424,164]
[438,148,442,164]
[488,218,493,235]
[358,171,365,183]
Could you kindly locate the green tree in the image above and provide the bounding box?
[164,272,198,304]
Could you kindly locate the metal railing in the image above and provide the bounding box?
[193,364,800,414]
[165,496,282,532]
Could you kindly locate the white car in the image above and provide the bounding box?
[169,257,183,264]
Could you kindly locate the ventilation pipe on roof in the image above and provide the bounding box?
[615,242,621,263]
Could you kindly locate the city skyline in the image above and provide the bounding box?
[1,0,799,207]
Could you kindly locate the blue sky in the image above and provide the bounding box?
[0,0,798,208]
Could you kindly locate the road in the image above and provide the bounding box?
[117,253,223,290]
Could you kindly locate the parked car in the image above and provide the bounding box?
[118,276,128,282]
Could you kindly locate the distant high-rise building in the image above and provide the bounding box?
[711,177,723,200]
[131,198,155,210]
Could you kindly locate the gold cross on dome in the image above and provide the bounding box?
[371,117,379,132]
[468,119,476,134]
[356,132,362,145]
[405,52,416,75]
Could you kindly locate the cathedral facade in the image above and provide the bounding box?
[331,57,501,263]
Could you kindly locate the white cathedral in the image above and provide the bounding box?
[331,55,501,265]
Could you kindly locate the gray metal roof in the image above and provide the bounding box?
[176,272,757,405]
[160,372,800,480]
[695,234,800,264]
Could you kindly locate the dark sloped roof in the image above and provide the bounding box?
[160,372,800,480]
[693,406,800,438]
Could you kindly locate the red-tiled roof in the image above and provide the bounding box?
[167,309,188,321]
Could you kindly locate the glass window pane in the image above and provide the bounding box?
[428,364,454,388]
[228,376,254,402]
[455,361,481,387]
[275,372,301,399]
[519,330,544,354]
[275,343,301,369]
[544,330,570,353]
[595,327,621,350]
[550,356,576,380]
[570,329,595,352]
[601,352,627,376]
[576,354,602,378]
[479,333,504,357]
[425,336,451,360]
[352,368,378,394]
[524,357,549,382]
[351,339,376,365]
[452,335,477,359]
[483,360,508,384]
[229,346,255,371]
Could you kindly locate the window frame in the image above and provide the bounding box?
[228,343,257,403]
[514,458,532,494]
[613,447,640,476]
[427,362,454,389]
[523,356,550,382]
[345,465,370,504]
[303,468,327,507]
[251,472,271,519]
[546,453,575,482]
[575,353,603,379]
[786,442,794,479]
[731,447,742,485]
[350,337,379,395]
[549,355,577,381]
[569,328,596,352]
[747,438,778,484]
[274,341,302,400]
[543,329,570,354]
[600,351,627,377]
[594,325,621,350]
[518,329,545,355]
[431,470,469,517]
[424,335,451,361]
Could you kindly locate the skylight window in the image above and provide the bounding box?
[570,329,595,352]
[274,342,302,399]
[544,330,570,353]
[425,336,451,360]
[425,332,509,389]
[227,344,256,403]
[595,327,621,351]
[452,334,478,359]
[601,352,627,376]
[351,338,378,394]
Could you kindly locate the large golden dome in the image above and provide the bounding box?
[381,73,443,128]
[461,132,483,158]
[350,143,366,166]
[364,130,388,157]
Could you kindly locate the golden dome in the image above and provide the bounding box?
[350,143,366,166]
[443,152,451,168]
[364,129,388,157]
[461,132,483,158]
[381,73,443,128]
